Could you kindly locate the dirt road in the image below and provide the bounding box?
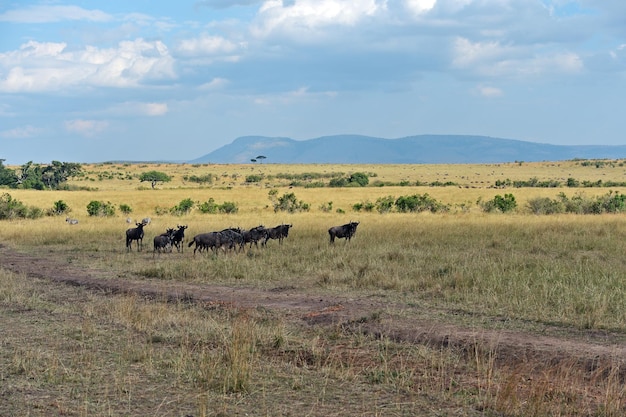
[1,244,624,376]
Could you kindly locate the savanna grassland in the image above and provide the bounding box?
[1,160,626,417]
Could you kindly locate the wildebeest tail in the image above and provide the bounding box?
[188,238,195,247]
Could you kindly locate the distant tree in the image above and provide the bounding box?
[0,159,18,188]
[41,161,82,189]
[256,155,267,163]
[139,171,171,189]
[14,161,82,189]
[348,172,369,187]
[16,161,45,189]
[251,159,257,163]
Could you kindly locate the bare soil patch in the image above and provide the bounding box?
[1,244,624,378]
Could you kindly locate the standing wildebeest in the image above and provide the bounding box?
[328,221,360,243]
[263,224,292,246]
[171,225,188,252]
[188,232,223,255]
[242,225,267,249]
[219,228,244,252]
[153,228,175,256]
[126,222,147,251]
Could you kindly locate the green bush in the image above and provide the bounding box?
[219,201,238,214]
[245,174,263,183]
[329,172,370,187]
[198,198,219,214]
[183,174,213,184]
[566,177,580,187]
[375,196,395,213]
[197,198,239,214]
[171,198,194,215]
[348,172,369,187]
[86,200,116,217]
[352,201,375,212]
[51,200,70,215]
[527,197,565,215]
[479,193,517,213]
[269,190,310,213]
[319,201,333,212]
[329,177,348,187]
[395,193,449,213]
[119,203,133,215]
[0,193,43,219]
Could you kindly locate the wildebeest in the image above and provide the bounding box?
[263,224,292,246]
[188,232,223,255]
[242,225,267,249]
[153,228,175,256]
[126,222,147,251]
[142,217,151,225]
[328,221,359,243]
[219,228,245,252]
[171,225,188,252]
[65,217,79,225]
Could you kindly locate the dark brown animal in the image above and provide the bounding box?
[126,222,147,251]
[328,221,359,243]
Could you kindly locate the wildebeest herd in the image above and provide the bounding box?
[124,221,360,255]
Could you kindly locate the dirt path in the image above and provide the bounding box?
[1,244,624,375]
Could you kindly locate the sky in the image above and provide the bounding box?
[0,0,625,165]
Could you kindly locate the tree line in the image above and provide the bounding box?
[0,160,83,190]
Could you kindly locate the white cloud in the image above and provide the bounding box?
[0,5,112,23]
[452,37,509,68]
[199,78,230,90]
[0,39,176,92]
[252,0,385,38]
[405,0,437,15]
[253,86,338,106]
[487,52,583,77]
[475,85,503,98]
[103,101,170,117]
[142,103,169,116]
[0,125,42,139]
[176,34,244,56]
[452,37,583,77]
[64,120,109,137]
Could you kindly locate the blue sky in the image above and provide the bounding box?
[0,0,624,164]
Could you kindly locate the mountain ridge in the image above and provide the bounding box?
[189,135,626,164]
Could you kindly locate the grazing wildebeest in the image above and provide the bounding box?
[171,225,188,252]
[188,232,222,255]
[65,217,79,225]
[263,224,292,246]
[126,222,147,251]
[242,225,267,249]
[153,228,175,256]
[328,221,360,243]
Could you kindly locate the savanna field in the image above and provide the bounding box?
[1,160,626,416]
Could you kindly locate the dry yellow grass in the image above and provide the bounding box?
[2,161,626,416]
[6,160,626,219]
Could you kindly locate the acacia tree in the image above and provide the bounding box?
[41,161,82,188]
[139,170,171,189]
[15,161,82,189]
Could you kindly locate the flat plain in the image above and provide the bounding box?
[1,160,625,416]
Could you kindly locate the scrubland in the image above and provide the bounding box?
[1,160,625,416]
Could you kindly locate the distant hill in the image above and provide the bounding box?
[189,135,626,164]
